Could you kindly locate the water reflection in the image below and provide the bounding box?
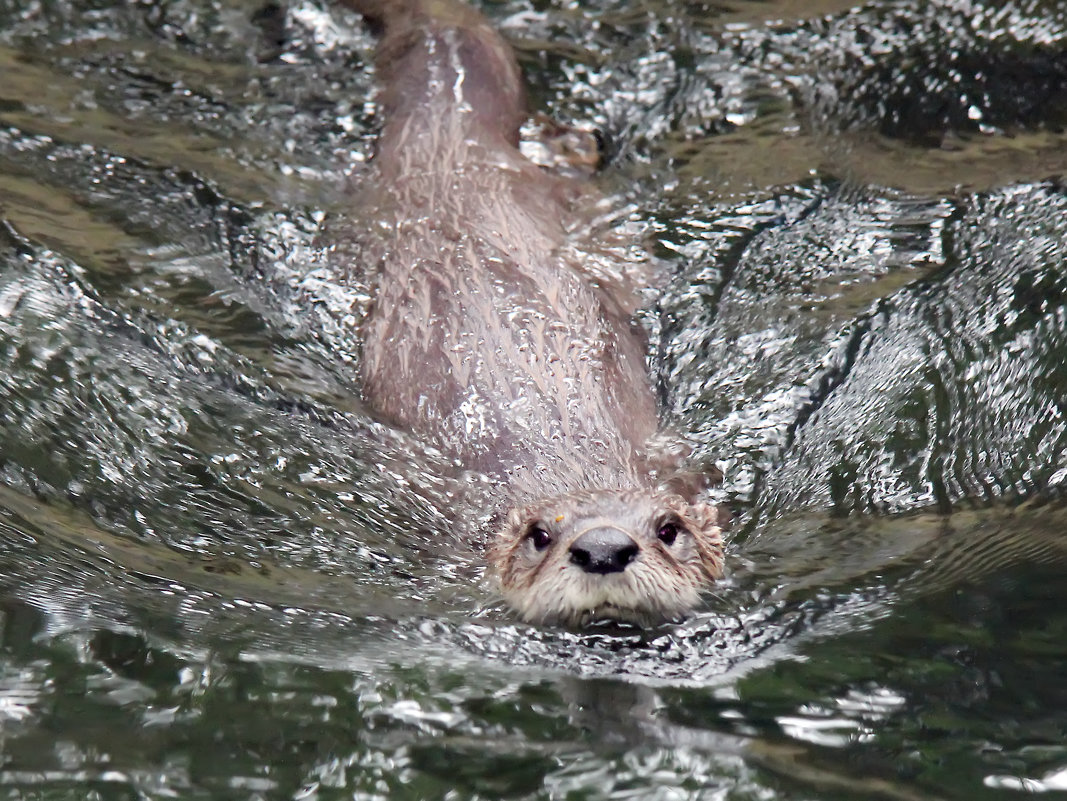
[2,0,1067,798]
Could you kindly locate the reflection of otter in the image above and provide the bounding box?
[343,0,724,625]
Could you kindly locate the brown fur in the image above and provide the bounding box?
[489,489,725,626]
[341,0,725,624]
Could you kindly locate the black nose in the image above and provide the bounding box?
[569,527,639,575]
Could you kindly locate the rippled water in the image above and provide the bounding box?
[2,0,1067,798]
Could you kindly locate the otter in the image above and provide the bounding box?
[339,0,724,626]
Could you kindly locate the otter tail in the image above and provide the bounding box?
[339,0,527,153]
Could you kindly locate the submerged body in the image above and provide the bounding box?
[344,0,724,625]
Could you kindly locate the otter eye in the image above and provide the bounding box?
[657,521,679,546]
[526,525,553,551]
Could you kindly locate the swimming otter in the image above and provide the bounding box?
[341,0,724,625]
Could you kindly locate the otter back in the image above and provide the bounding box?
[350,0,660,502]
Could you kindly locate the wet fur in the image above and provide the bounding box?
[490,489,724,626]
[341,0,725,624]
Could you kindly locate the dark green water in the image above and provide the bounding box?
[2,0,1067,798]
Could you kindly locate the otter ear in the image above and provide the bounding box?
[658,465,723,502]
[487,504,538,575]
[503,505,531,531]
[677,500,727,580]
[680,500,727,532]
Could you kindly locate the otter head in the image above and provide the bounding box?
[488,489,724,626]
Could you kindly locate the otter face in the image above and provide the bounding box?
[488,489,725,626]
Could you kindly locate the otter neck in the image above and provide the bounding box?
[489,439,661,510]
[371,7,526,174]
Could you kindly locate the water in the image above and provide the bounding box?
[2,0,1067,798]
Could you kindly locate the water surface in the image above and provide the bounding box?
[2,0,1067,798]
